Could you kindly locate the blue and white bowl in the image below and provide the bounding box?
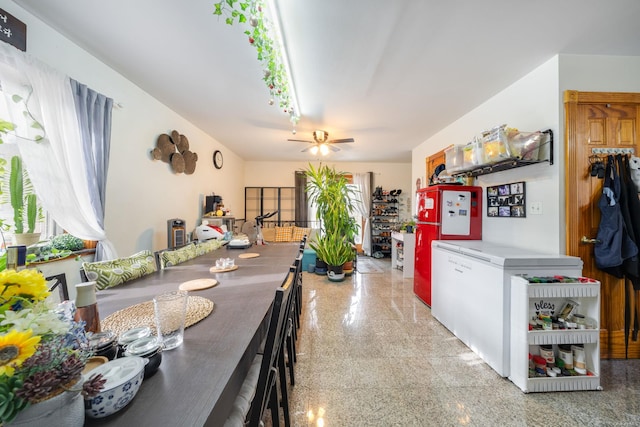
[84,356,145,418]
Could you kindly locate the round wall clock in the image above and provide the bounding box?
[213,150,223,169]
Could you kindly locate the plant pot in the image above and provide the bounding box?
[83,240,98,249]
[7,379,84,427]
[327,264,345,282]
[13,232,41,247]
[342,261,354,276]
[315,259,328,275]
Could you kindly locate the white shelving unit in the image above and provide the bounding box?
[509,276,601,393]
[391,231,414,278]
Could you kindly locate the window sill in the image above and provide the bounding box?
[28,248,96,266]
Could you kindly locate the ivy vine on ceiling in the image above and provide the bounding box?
[213,0,300,126]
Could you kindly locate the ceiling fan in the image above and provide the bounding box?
[288,130,355,155]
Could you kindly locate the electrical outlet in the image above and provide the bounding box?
[529,202,543,215]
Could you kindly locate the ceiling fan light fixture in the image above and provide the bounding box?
[313,130,328,143]
[319,143,330,156]
[309,145,319,155]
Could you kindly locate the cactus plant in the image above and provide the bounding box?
[9,155,38,234]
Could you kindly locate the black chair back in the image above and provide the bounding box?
[248,271,294,427]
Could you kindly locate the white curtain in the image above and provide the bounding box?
[353,172,372,256]
[0,43,117,260]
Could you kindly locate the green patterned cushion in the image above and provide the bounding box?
[195,239,222,255]
[83,250,157,290]
[160,243,197,268]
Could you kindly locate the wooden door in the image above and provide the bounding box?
[565,90,640,359]
[426,147,448,184]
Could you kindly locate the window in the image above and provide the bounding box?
[245,187,295,226]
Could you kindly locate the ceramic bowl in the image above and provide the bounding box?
[84,356,145,419]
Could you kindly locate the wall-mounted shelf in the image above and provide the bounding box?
[452,129,553,179]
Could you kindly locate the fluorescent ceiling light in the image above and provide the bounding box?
[266,0,300,119]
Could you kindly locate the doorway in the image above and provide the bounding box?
[564,90,640,358]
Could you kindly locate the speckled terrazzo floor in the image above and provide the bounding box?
[267,256,640,427]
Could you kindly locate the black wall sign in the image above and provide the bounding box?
[0,9,26,51]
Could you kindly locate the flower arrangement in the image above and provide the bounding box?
[0,269,105,424]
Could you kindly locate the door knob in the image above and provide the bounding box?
[580,236,600,244]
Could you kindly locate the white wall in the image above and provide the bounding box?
[412,56,562,253]
[559,55,640,93]
[2,1,245,255]
[412,54,640,255]
[244,161,413,221]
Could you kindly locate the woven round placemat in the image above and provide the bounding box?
[101,295,214,336]
[209,264,239,273]
[238,253,260,259]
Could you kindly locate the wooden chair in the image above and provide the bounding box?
[224,270,294,427]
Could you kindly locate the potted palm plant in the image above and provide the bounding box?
[305,163,359,280]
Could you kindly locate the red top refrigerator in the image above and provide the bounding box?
[414,185,482,306]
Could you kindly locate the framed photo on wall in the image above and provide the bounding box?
[487,181,526,218]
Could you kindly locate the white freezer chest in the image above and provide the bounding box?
[431,240,583,377]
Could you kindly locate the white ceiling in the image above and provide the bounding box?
[13,0,640,163]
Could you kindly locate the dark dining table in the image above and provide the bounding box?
[86,242,300,427]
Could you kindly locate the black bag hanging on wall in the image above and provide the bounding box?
[594,155,638,273]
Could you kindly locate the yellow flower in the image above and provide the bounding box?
[0,329,41,377]
[0,270,49,304]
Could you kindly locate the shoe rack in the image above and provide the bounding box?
[371,187,400,258]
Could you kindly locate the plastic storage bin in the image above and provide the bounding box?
[482,125,512,164]
[506,129,547,161]
[462,139,485,171]
[445,145,465,172]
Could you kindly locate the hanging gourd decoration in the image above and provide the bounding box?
[150,130,198,175]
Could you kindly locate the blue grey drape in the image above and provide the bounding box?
[70,79,112,261]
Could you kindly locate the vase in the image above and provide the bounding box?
[13,232,41,247]
[7,386,84,427]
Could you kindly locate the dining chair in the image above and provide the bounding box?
[284,255,302,387]
[224,270,294,427]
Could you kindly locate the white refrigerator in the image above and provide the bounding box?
[431,240,583,377]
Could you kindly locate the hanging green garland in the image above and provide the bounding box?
[213,0,299,123]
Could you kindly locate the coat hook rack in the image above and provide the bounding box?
[591,147,635,155]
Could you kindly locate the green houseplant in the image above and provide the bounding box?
[8,156,40,246]
[305,163,359,281]
[309,233,353,282]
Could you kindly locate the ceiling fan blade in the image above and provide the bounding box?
[288,139,314,143]
[328,138,355,143]
[301,146,313,152]
[329,145,341,152]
